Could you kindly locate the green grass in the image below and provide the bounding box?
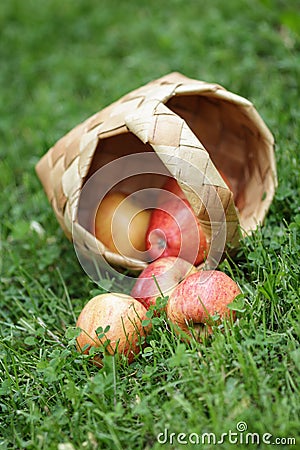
[1,0,300,448]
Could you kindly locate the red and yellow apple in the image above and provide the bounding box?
[76,293,151,365]
[160,177,187,201]
[94,191,151,259]
[130,256,197,310]
[167,270,241,340]
[145,197,207,266]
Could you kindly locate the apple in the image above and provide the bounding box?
[160,177,187,201]
[166,270,241,340]
[145,197,207,266]
[94,191,151,259]
[162,172,233,196]
[76,293,151,365]
[130,256,197,310]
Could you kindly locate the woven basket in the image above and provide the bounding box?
[36,72,277,272]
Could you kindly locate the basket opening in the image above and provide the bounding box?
[165,94,262,214]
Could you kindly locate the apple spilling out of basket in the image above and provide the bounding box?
[76,174,242,366]
[34,72,276,368]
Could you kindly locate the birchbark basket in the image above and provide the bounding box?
[36,72,277,272]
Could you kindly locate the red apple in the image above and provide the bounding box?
[130,256,197,310]
[94,191,151,259]
[167,270,241,340]
[76,293,151,365]
[160,177,187,201]
[145,197,207,266]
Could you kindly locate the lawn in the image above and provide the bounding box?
[0,0,299,449]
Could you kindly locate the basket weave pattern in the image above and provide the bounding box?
[36,72,277,270]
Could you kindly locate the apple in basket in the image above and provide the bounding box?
[145,196,207,266]
[131,256,197,310]
[166,270,241,340]
[94,191,151,259]
[76,293,151,365]
[159,177,187,202]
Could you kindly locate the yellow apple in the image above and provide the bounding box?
[76,293,151,365]
[94,191,151,259]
